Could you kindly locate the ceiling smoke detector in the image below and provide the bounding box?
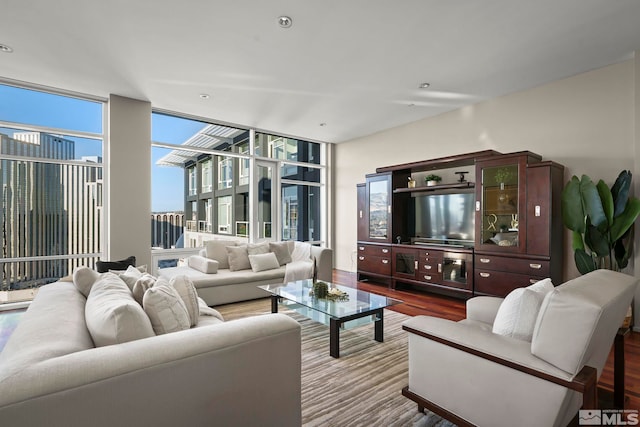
[278,16,293,28]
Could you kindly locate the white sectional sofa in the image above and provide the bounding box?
[0,273,302,426]
[159,240,333,306]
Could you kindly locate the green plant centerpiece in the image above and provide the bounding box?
[425,174,442,186]
[310,281,349,301]
[493,168,514,185]
[561,170,640,274]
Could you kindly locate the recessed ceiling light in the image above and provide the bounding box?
[199,94,210,99]
[319,123,327,127]
[0,44,13,53]
[407,103,415,107]
[419,83,431,89]
[278,16,293,28]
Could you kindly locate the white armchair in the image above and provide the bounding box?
[402,270,637,427]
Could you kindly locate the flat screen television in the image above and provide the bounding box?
[411,191,475,247]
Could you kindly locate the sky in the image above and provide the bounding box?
[0,84,204,213]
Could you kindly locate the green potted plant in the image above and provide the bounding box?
[561,170,640,274]
[425,174,442,187]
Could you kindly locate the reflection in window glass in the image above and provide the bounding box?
[201,159,212,192]
[255,132,320,164]
[218,157,232,190]
[217,196,232,233]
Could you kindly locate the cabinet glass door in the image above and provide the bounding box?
[481,164,519,248]
[368,178,389,240]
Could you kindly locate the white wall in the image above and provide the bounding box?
[107,95,152,267]
[335,59,637,285]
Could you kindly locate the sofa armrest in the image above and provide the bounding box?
[311,246,333,282]
[187,254,219,274]
[0,314,301,427]
[465,296,503,325]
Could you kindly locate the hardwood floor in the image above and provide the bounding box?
[332,269,640,411]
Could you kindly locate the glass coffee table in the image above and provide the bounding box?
[259,280,402,358]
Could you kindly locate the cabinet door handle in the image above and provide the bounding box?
[381,248,389,254]
[359,210,363,219]
[414,260,418,269]
[480,258,491,263]
[529,263,542,269]
[438,263,442,273]
[424,275,432,281]
[425,265,432,270]
[358,246,364,251]
[480,272,491,278]
[381,259,389,264]
[358,256,365,261]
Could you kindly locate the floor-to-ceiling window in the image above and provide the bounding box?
[151,112,328,262]
[0,82,104,301]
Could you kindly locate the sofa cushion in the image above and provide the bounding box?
[72,266,100,297]
[132,273,157,305]
[188,255,219,274]
[170,275,200,327]
[227,245,251,271]
[249,252,281,272]
[143,277,191,334]
[269,241,292,265]
[85,273,155,346]
[204,240,238,269]
[158,265,286,288]
[492,278,554,342]
[95,255,136,273]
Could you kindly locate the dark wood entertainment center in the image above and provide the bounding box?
[357,150,564,298]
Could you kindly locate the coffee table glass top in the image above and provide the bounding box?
[259,279,402,320]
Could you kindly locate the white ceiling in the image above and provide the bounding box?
[2,0,640,143]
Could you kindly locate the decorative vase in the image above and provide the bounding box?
[408,179,416,188]
[427,180,437,187]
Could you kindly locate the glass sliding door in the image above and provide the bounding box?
[254,160,278,240]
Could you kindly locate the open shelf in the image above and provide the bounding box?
[393,182,475,194]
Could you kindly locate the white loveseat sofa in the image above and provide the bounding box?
[402,270,638,427]
[159,240,333,306]
[0,275,302,426]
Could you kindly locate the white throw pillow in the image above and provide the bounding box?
[249,252,281,272]
[226,245,251,271]
[247,242,270,256]
[170,275,200,327]
[143,277,191,335]
[85,273,155,346]
[73,266,100,297]
[492,278,554,342]
[204,240,238,269]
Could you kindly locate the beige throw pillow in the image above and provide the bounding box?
[204,240,238,269]
[85,273,155,346]
[269,241,292,265]
[247,242,270,256]
[143,277,191,335]
[118,265,144,291]
[227,245,251,271]
[249,252,281,272]
[132,274,157,305]
[170,275,200,327]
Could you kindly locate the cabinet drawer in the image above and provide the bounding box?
[358,254,391,276]
[357,244,392,257]
[417,250,443,260]
[418,272,442,284]
[474,254,550,276]
[418,261,441,273]
[475,270,546,297]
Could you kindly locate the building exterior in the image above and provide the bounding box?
[151,212,184,249]
[0,132,102,290]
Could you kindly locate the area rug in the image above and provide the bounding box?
[216,299,457,427]
[0,310,25,353]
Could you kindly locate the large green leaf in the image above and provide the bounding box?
[584,221,610,257]
[596,179,614,227]
[580,175,606,228]
[561,176,585,232]
[571,230,585,251]
[611,170,631,218]
[614,227,633,270]
[575,249,597,274]
[610,197,640,242]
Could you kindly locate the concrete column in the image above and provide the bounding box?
[107,95,151,267]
